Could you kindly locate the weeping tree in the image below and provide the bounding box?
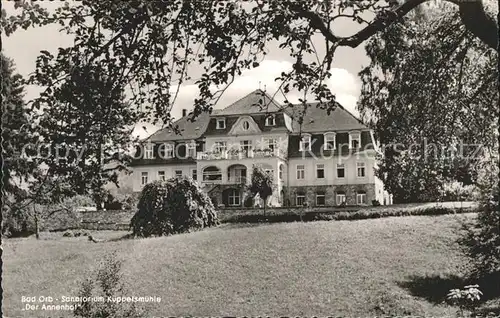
[358,4,498,203]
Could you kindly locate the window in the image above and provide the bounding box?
[175,170,182,178]
[316,164,325,179]
[265,115,276,126]
[216,118,226,129]
[228,189,240,206]
[159,143,174,158]
[203,166,222,181]
[213,141,227,153]
[316,191,326,206]
[240,140,252,154]
[141,172,148,185]
[158,171,166,181]
[263,138,277,151]
[299,134,311,151]
[192,169,197,180]
[336,192,346,206]
[336,163,345,178]
[357,162,366,177]
[324,132,336,150]
[144,144,153,159]
[296,164,305,180]
[357,192,367,205]
[296,193,306,206]
[187,141,197,158]
[279,164,284,180]
[350,132,361,149]
[242,120,250,130]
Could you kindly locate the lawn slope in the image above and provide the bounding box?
[3,214,475,317]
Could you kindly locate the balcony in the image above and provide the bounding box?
[227,176,247,184]
[197,148,282,160]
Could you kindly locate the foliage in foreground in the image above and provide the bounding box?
[459,157,499,280]
[74,252,143,318]
[130,178,218,237]
[247,165,274,214]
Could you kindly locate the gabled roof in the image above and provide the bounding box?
[146,112,211,142]
[285,102,367,133]
[213,89,282,116]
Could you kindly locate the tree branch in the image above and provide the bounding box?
[291,0,498,51]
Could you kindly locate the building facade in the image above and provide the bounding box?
[131,90,392,207]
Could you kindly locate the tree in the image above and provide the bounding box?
[130,178,218,237]
[29,60,139,209]
[1,53,35,205]
[1,0,497,132]
[358,5,498,202]
[248,165,274,215]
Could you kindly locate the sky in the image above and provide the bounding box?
[3,1,372,139]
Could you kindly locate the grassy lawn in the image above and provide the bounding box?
[2,213,486,317]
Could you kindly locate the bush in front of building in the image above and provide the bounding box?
[130,178,218,237]
[221,205,479,224]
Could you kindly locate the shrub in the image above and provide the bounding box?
[459,157,499,280]
[372,200,381,206]
[130,178,218,237]
[243,196,254,208]
[1,203,36,238]
[63,230,75,237]
[441,181,478,201]
[74,252,143,318]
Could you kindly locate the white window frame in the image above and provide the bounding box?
[296,193,306,206]
[265,114,276,126]
[357,162,366,178]
[216,118,226,129]
[263,138,277,151]
[213,141,227,153]
[158,171,166,181]
[187,141,197,158]
[175,170,182,178]
[316,192,326,206]
[141,172,148,185]
[324,132,336,150]
[279,164,284,180]
[299,134,311,151]
[357,192,367,205]
[349,132,361,149]
[242,120,250,130]
[144,144,154,159]
[336,193,346,205]
[160,143,173,159]
[191,169,197,180]
[336,163,345,179]
[316,163,325,179]
[228,189,241,206]
[296,164,305,180]
[202,167,222,181]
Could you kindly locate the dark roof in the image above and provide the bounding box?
[146,112,211,142]
[213,89,282,116]
[285,102,367,133]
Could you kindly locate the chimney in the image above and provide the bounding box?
[182,109,187,117]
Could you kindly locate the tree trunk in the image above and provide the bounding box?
[33,205,40,240]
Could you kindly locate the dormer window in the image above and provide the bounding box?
[216,118,226,129]
[144,144,153,159]
[159,143,174,158]
[324,132,336,150]
[349,132,361,149]
[265,114,276,126]
[299,134,311,151]
[187,140,197,158]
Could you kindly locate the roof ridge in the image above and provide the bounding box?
[213,89,280,116]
